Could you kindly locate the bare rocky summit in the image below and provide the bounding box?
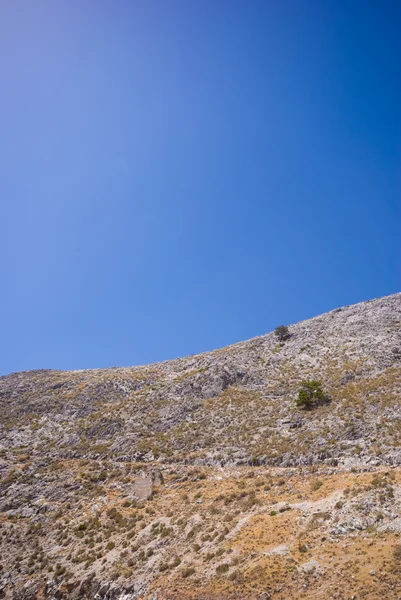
[1,292,401,599]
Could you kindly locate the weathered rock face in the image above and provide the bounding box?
[131,470,163,501]
[1,292,401,600]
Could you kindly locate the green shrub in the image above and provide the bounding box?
[296,380,328,409]
[171,555,181,567]
[274,325,290,342]
[311,479,323,491]
[216,563,230,574]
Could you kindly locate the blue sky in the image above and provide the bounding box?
[1,0,400,374]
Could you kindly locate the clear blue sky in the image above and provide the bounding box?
[1,0,400,375]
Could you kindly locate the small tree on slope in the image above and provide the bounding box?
[296,380,327,409]
[275,325,290,342]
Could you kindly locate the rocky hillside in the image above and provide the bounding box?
[1,292,401,600]
[2,292,401,468]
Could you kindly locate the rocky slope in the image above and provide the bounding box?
[1,292,401,599]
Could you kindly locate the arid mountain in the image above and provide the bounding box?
[1,293,401,599]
